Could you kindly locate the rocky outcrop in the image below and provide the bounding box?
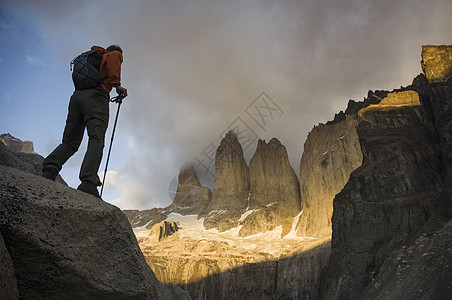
[0,165,169,299]
[202,131,250,231]
[0,134,66,185]
[122,208,167,229]
[274,242,331,300]
[361,217,452,300]
[166,165,211,216]
[320,66,451,298]
[423,46,452,216]
[358,90,420,116]
[421,45,452,83]
[239,138,300,237]
[1,133,35,153]
[0,232,18,299]
[248,138,300,209]
[148,221,180,243]
[296,109,363,238]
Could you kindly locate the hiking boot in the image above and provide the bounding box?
[42,167,58,181]
[77,181,100,198]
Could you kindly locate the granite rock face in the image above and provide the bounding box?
[274,242,331,300]
[0,232,18,299]
[166,165,211,216]
[361,217,452,300]
[421,45,452,83]
[202,131,250,231]
[320,70,451,299]
[296,113,362,238]
[240,138,300,237]
[0,166,169,299]
[248,138,300,210]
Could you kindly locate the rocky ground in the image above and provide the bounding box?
[0,165,176,299]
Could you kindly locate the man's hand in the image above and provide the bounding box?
[115,86,128,98]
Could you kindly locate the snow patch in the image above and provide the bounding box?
[133,220,154,238]
[283,210,304,240]
[238,209,259,222]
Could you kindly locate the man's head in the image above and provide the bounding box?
[107,44,123,54]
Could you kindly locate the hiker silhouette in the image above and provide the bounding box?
[42,45,128,198]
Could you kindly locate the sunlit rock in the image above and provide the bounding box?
[296,112,362,238]
[202,131,250,231]
[240,138,300,237]
[421,45,452,83]
[358,90,421,117]
[148,221,180,243]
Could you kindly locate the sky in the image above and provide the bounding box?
[1,0,451,210]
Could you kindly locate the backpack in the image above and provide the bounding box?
[70,49,104,90]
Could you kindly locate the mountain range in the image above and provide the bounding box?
[1,45,451,299]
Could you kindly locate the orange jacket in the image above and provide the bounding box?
[91,46,123,95]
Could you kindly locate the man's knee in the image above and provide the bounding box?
[61,137,83,152]
[86,119,108,143]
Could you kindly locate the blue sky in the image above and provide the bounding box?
[1,0,451,210]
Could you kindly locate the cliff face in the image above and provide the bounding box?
[296,113,362,238]
[320,46,452,299]
[248,138,300,210]
[0,166,170,299]
[240,138,300,237]
[360,217,452,300]
[202,131,250,232]
[166,165,211,216]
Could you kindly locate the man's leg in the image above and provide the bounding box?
[78,89,109,195]
[42,92,85,180]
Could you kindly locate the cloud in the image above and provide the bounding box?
[4,0,452,210]
[25,55,47,67]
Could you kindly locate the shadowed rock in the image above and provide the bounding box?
[0,165,169,299]
[320,48,452,298]
[0,232,18,299]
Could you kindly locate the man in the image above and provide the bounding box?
[42,45,128,198]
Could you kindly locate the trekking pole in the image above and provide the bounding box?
[100,94,124,198]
